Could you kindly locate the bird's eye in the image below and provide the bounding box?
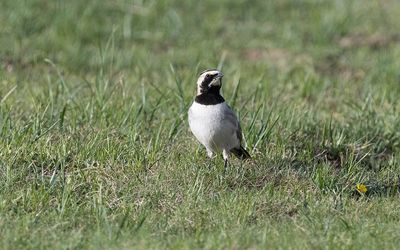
[205,74,210,77]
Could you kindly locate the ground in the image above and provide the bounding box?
[1,0,400,249]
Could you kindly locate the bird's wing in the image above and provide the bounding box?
[222,104,244,144]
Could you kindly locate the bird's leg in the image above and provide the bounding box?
[222,149,230,173]
[206,149,214,169]
[206,149,214,158]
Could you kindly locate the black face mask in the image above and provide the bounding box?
[200,74,221,93]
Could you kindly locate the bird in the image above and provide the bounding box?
[188,69,251,168]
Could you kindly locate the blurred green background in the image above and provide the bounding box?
[1,0,400,249]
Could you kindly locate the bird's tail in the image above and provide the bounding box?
[230,146,251,160]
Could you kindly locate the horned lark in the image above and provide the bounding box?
[188,69,250,167]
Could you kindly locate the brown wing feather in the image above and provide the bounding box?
[223,105,251,159]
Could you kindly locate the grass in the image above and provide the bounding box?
[1,0,400,249]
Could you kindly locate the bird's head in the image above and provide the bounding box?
[196,69,224,95]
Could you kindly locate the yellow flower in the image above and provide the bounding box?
[356,183,367,193]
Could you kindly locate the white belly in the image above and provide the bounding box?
[188,102,239,152]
